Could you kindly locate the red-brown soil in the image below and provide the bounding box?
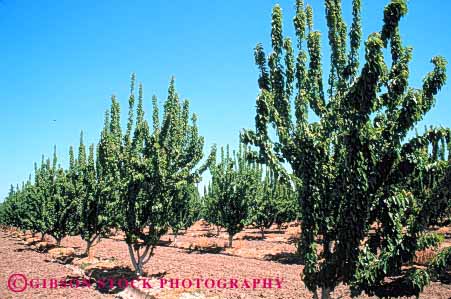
[0,230,113,299]
[1,223,450,299]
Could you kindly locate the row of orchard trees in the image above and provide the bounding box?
[0,76,215,276]
[0,74,299,275]
[1,0,451,297]
[202,144,298,247]
[0,139,299,250]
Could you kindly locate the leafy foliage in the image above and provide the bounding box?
[68,132,110,255]
[0,2,449,297]
[0,75,213,276]
[428,247,451,280]
[249,168,298,237]
[206,145,260,247]
[32,147,78,245]
[242,0,450,297]
[101,75,213,275]
[169,182,200,242]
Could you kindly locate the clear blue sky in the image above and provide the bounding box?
[1,0,451,200]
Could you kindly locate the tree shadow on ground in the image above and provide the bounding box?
[435,271,451,284]
[44,255,75,265]
[86,265,138,294]
[367,271,451,299]
[263,252,304,265]
[186,246,224,254]
[13,241,28,245]
[240,235,264,241]
[286,236,300,245]
[170,231,186,236]
[15,240,57,252]
[14,247,33,252]
[35,244,58,253]
[147,271,167,279]
[199,231,217,238]
[368,276,420,298]
[244,229,285,235]
[74,252,94,259]
[157,239,172,247]
[269,229,286,234]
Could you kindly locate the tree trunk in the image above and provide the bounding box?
[173,231,178,246]
[127,244,153,277]
[296,241,302,255]
[216,225,221,236]
[312,291,319,299]
[85,240,92,257]
[321,287,331,299]
[40,233,46,242]
[228,234,233,247]
[260,228,265,239]
[85,235,100,257]
[56,238,61,247]
[136,262,144,276]
[127,244,140,275]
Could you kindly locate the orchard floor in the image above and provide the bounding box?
[0,222,450,299]
[0,230,113,299]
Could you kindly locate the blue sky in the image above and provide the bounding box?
[1,0,451,200]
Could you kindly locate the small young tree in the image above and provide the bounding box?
[0,196,5,226]
[0,185,22,229]
[0,201,5,227]
[251,169,298,236]
[250,169,279,239]
[186,184,205,224]
[242,0,449,297]
[32,156,56,241]
[207,145,260,247]
[43,147,78,246]
[169,182,200,243]
[414,130,451,226]
[273,184,299,228]
[201,183,222,235]
[15,177,43,237]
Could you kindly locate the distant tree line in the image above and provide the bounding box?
[0,75,299,275]
[1,0,451,297]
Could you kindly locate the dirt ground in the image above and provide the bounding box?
[1,222,450,299]
[0,230,113,299]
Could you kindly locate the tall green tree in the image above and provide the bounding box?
[74,131,109,256]
[242,0,449,297]
[97,99,123,234]
[207,145,260,247]
[102,75,213,275]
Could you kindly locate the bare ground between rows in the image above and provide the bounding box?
[2,224,451,299]
[0,231,113,299]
